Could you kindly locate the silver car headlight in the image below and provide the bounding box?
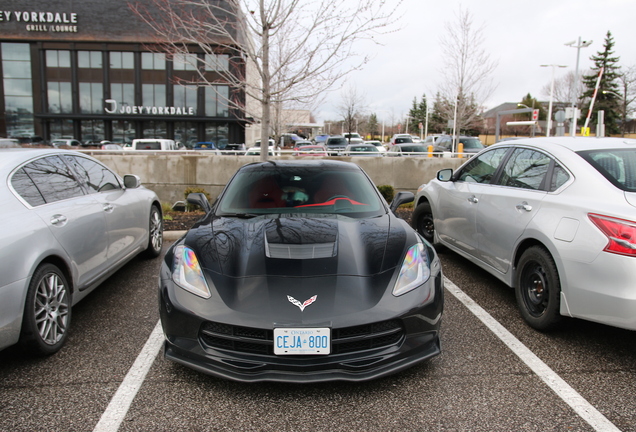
[392,240,431,297]
[172,245,211,298]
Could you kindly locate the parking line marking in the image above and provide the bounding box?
[93,320,164,432]
[444,277,621,432]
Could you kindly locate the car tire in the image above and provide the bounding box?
[144,205,163,258]
[20,263,71,356]
[411,201,436,245]
[515,246,562,331]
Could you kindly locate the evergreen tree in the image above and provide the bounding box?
[407,94,429,134]
[367,113,379,138]
[581,31,622,135]
[515,93,546,120]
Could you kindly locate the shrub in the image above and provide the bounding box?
[377,185,395,203]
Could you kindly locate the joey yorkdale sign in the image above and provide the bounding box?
[104,100,195,116]
[0,10,79,33]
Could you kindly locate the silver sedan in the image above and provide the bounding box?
[0,149,163,355]
[411,137,636,331]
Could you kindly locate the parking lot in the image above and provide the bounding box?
[1,241,634,432]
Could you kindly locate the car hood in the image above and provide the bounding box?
[176,213,419,319]
[184,213,410,279]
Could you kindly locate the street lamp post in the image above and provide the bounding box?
[540,64,567,137]
[565,37,592,136]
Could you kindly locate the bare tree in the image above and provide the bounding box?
[437,6,497,149]
[541,71,581,105]
[337,84,366,141]
[617,65,636,135]
[131,0,401,160]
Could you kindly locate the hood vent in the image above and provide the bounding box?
[265,237,336,259]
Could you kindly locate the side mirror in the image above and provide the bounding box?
[389,191,414,214]
[437,169,453,182]
[187,192,211,213]
[123,174,141,189]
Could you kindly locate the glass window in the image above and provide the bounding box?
[497,148,550,190]
[110,51,134,69]
[81,120,105,144]
[78,51,102,69]
[174,84,198,114]
[580,149,636,192]
[63,155,121,193]
[3,43,31,61]
[22,156,85,203]
[49,119,74,140]
[173,53,198,71]
[111,83,135,109]
[550,163,570,192]
[48,81,73,113]
[142,52,165,70]
[205,123,228,147]
[2,43,33,137]
[204,54,229,71]
[11,168,46,207]
[45,50,71,68]
[142,120,167,138]
[142,83,166,106]
[79,82,103,114]
[457,147,509,184]
[205,85,229,117]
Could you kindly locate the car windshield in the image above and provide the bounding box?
[399,145,427,152]
[217,164,385,218]
[395,137,413,144]
[579,149,636,192]
[460,138,484,149]
[327,138,347,146]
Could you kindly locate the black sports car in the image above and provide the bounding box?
[159,160,443,382]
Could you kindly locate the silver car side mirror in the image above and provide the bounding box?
[123,174,141,189]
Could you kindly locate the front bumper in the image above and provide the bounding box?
[158,266,443,383]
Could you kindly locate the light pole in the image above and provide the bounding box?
[540,64,567,137]
[565,37,592,136]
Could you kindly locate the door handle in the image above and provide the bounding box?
[103,204,114,212]
[50,215,68,225]
[468,195,479,204]
[516,202,532,212]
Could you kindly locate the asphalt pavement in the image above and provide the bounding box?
[0,240,634,432]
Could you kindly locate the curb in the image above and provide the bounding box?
[164,230,187,241]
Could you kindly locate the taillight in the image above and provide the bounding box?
[589,213,636,256]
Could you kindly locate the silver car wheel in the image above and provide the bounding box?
[35,272,70,345]
[21,263,71,355]
[145,205,163,258]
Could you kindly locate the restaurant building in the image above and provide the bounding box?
[0,0,249,147]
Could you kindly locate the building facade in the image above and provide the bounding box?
[0,0,248,147]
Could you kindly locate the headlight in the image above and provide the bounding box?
[392,241,431,297]
[172,245,211,298]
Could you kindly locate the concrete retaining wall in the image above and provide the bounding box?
[83,151,465,204]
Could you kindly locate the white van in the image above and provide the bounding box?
[129,139,178,151]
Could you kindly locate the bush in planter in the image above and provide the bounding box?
[377,185,394,203]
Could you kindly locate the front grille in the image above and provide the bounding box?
[199,320,404,356]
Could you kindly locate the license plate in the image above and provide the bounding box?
[274,327,330,355]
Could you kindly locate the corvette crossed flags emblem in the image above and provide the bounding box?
[287,295,317,311]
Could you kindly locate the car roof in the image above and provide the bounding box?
[0,148,84,172]
[490,137,636,154]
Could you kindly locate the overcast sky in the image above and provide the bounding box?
[314,0,636,124]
